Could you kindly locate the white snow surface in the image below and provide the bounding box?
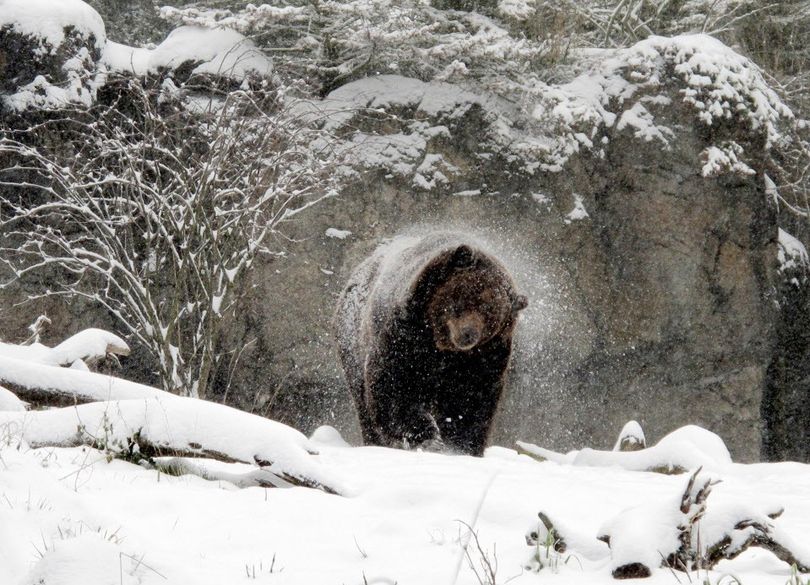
[0,328,129,368]
[0,396,340,491]
[612,420,646,451]
[1,435,809,584]
[0,384,26,411]
[103,26,272,80]
[325,227,353,240]
[777,228,809,273]
[519,424,732,473]
[0,353,163,403]
[0,0,106,50]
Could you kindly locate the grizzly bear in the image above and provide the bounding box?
[335,233,528,455]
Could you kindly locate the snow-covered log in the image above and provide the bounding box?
[0,397,346,495]
[517,424,732,474]
[0,328,130,368]
[0,354,165,408]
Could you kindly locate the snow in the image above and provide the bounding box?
[564,194,589,224]
[613,420,646,451]
[531,34,794,174]
[100,41,151,76]
[777,228,809,273]
[0,328,128,369]
[518,424,732,473]
[498,0,536,20]
[0,0,106,51]
[597,497,682,574]
[103,26,272,80]
[310,425,352,448]
[0,396,341,491]
[701,142,756,177]
[325,228,353,240]
[304,35,794,194]
[1,433,809,585]
[0,342,806,584]
[0,384,26,411]
[0,353,164,403]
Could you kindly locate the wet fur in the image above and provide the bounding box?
[336,235,527,455]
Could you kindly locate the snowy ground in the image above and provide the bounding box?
[2,430,809,585]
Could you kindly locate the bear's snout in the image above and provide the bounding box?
[447,314,485,351]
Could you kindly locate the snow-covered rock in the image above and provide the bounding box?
[613,420,646,452]
[310,425,352,448]
[102,25,272,81]
[0,0,105,52]
[0,0,107,111]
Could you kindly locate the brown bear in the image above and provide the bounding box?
[335,232,528,455]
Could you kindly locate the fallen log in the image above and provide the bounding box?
[0,396,347,495]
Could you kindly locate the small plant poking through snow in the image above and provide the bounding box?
[525,513,580,574]
[521,421,810,580]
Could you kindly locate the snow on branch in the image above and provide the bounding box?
[0,397,347,495]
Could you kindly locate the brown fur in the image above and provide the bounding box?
[336,235,527,455]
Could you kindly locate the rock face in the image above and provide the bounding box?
[2,18,806,462]
[221,133,776,461]
[214,37,791,462]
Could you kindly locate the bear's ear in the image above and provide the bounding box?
[450,245,475,268]
[512,294,528,313]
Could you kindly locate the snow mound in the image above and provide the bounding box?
[0,0,106,51]
[103,25,272,81]
[53,328,130,362]
[597,497,683,575]
[310,425,352,448]
[656,424,732,465]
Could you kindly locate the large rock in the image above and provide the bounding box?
[2,28,805,462]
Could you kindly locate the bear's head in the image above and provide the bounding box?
[426,245,528,352]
